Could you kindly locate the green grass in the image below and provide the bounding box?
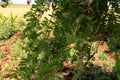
[97,51,107,61]
[0,13,25,40]
[0,51,6,59]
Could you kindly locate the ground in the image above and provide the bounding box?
[0,5,31,17]
[0,30,23,79]
[0,5,30,80]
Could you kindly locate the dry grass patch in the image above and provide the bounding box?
[0,5,31,17]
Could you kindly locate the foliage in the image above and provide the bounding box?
[27,0,32,5]
[0,13,25,40]
[115,53,120,80]
[0,14,15,40]
[0,0,10,8]
[11,37,26,61]
[11,0,120,80]
[97,51,107,61]
[0,9,27,80]
[0,51,5,59]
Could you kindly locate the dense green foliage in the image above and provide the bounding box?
[9,0,120,80]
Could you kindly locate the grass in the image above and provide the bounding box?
[0,5,31,17]
[0,13,25,40]
[97,51,107,61]
[0,51,6,59]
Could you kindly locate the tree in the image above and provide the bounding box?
[0,0,9,8]
[0,0,33,6]
[27,0,31,5]
[10,0,120,79]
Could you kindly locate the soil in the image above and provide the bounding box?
[60,41,116,80]
[0,33,116,80]
[0,30,22,80]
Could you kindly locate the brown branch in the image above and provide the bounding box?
[84,41,101,66]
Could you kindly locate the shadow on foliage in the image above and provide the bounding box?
[60,62,117,80]
[76,65,117,80]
